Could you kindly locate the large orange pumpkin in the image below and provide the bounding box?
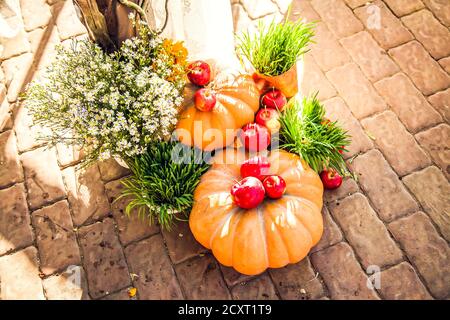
[189,148,324,275]
[175,74,260,151]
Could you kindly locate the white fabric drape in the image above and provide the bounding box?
[144,0,239,71]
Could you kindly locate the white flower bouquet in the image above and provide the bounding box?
[25,22,188,165]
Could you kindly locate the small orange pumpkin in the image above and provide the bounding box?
[189,148,324,275]
[175,74,260,151]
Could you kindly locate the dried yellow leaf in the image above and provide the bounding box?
[128,287,137,298]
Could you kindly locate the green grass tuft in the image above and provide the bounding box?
[119,141,210,230]
[278,95,351,175]
[236,17,315,76]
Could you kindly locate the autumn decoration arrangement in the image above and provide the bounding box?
[24,12,351,275]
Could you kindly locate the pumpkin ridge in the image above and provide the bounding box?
[256,205,270,268]
[227,209,243,268]
[210,207,240,249]
[232,209,268,275]
[209,108,237,149]
[261,201,290,268]
[271,200,313,262]
[219,87,260,112]
[283,195,323,245]
[266,201,304,264]
[284,183,323,208]
[195,191,230,204]
[217,94,255,128]
[283,194,322,217]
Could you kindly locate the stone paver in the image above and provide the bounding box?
[354,1,413,50]
[439,57,450,75]
[56,142,84,167]
[422,0,450,27]
[43,265,90,300]
[101,288,134,300]
[240,0,279,19]
[0,130,23,188]
[124,234,184,299]
[383,0,425,17]
[0,246,45,299]
[0,100,13,133]
[301,54,337,101]
[343,0,366,8]
[175,255,231,299]
[379,262,433,300]
[340,31,399,82]
[323,176,359,203]
[98,158,131,182]
[310,22,352,72]
[311,242,379,300]
[1,53,35,102]
[21,147,66,210]
[0,16,30,60]
[32,200,80,275]
[231,273,279,300]
[427,88,450,123]
[389,41,450,95]
[327,63,387,119]
[231,3,252,35]
[401,9,450,60]
[12,103,51,152]
[361,111,431,176]
[389,212,450,299]
[415,124,450,179]
[220,265,254,287]
[349,149,419,221]
[402,166,450,241]
[374,73,443,133]
[310,206,343,253]
[0,183,33,255]
[311,0,363,39]
[27,25,61,71]
[62,164,110,227]
[161,222,207,264]
[78,219,131,299]
[0,0,448,300]
[323,97,373,158]
[50,0,87,40]
[290,0,320,23]
[104,179,159,246]
[328,193,402,268]
[270,258,325,300]
[20,0,52,32]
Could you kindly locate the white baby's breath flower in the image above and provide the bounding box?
[24,23,186,164]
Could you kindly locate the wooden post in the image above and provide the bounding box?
[73,0,140,52]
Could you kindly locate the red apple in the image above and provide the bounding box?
[263,175,286,199]
[239,123,271,152]
[255,108,280,133]
[230,177,266,209]
[240,155,271,181]
[187,60,211,86]
[261,89,287,111]
[320,169,343,190]
[194,88,216,112]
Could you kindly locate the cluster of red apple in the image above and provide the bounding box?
[238,89,287,152]
[231,155,286,209]
[187,61,216,111]
[230,89,289,209]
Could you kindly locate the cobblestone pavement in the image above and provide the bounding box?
[0,0,449,300]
